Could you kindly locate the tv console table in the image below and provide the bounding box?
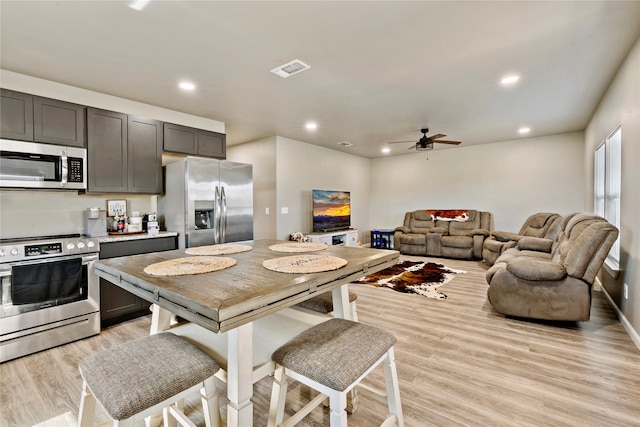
[307,229,359,247]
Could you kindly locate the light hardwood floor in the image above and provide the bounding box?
[1,256,639,426]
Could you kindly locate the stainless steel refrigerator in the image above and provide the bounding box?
[158,157,253,249]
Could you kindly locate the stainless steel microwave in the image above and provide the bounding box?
[0,139,86,190]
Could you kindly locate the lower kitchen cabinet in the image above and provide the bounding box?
[99,235,177,328]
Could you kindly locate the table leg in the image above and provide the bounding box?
[226,322,254,427]
[331,285,352,321]
[149,304,172,334]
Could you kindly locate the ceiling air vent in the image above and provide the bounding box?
[271,59,311,78]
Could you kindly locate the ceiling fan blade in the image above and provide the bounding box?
[387,140,417,144]
[434,140,462,145]
[428,133,447,140]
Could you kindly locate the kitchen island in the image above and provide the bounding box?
[94,239,398,426]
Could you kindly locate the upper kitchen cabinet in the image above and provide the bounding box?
[33,96,86,147]
[127,115,162,193]
[163,122,226,159]
[87,108,162,194]
[1,89,34,141]
[0,89,86,147]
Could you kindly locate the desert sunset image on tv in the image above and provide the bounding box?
[312,189,351,232]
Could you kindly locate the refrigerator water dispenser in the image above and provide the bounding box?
[194,200,215,229]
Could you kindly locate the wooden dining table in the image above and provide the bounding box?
[94,239,399,426]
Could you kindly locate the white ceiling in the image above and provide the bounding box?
[1,1,639,158]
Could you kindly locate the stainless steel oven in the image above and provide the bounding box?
[0,139,86,190]
[0,234,100,362]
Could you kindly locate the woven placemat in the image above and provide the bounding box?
[269,242,328,253]
[144,256,236,276]
[263,254,347,274]
[185,244,252,256]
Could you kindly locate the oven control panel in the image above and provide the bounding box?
[25,242,63,257]
[0,236,100,263]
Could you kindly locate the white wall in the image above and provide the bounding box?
[369,132,585,232]
[275,137,372,242]
[226,137,277,240]
[585,37,640,339]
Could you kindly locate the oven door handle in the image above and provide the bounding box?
[0,253,98,269]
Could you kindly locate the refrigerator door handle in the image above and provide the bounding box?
[215,185,221,244]
[220,186,227,243]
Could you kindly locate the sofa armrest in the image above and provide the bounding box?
[517,237,554,252]
[471,229,490,237]
[491,230,520,242]
[506,257,567,281]
[394,226,411,234]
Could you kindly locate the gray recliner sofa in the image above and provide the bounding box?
[486,212,618,321]
[482,212,562,266]
[393,209,492,260]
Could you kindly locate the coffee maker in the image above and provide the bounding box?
[143,213,159,236]
[83,208,108,237]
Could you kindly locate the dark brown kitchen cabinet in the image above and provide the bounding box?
[87,108,162,193]
[163,122,226,159]
[100,236,178,328]
[33,96,86,147]
[127,115,163,193]
[1,88,86,147]
[1,89,33,141]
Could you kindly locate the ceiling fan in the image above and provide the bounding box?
[388,128,462,151]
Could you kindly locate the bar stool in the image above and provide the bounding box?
[294,291,359,320]
[78,332,221,427]
[267,318,404,427]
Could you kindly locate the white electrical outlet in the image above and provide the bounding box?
[623,283,628,299]
[265,207,270,215]
[281,207,289,214]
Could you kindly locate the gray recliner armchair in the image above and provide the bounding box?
[482,212,562,266]
[486,212,618,321]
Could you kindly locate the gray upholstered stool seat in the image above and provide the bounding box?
[78,332,221,427]
[295,291,358,315]
[268,318,404,427]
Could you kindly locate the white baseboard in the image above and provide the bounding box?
[596,278,640,351]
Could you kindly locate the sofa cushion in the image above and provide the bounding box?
[441,235,472,248]
[413,210,433,221]
[399,233,426,245]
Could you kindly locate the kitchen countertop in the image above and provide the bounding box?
[98,231,178,244]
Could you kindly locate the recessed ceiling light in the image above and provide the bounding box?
[179,81,196,91]
[518,127,531,134]
[305,122,318,131]
[501,75,520,85]
[337,141,353,147]
[381,147,391,154]
[128,0,150,11]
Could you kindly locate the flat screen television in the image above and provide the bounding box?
[312,189,351,232]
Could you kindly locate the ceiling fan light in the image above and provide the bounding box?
[416,141,434,151]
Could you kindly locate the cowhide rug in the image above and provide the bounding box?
[353,260,465,299]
